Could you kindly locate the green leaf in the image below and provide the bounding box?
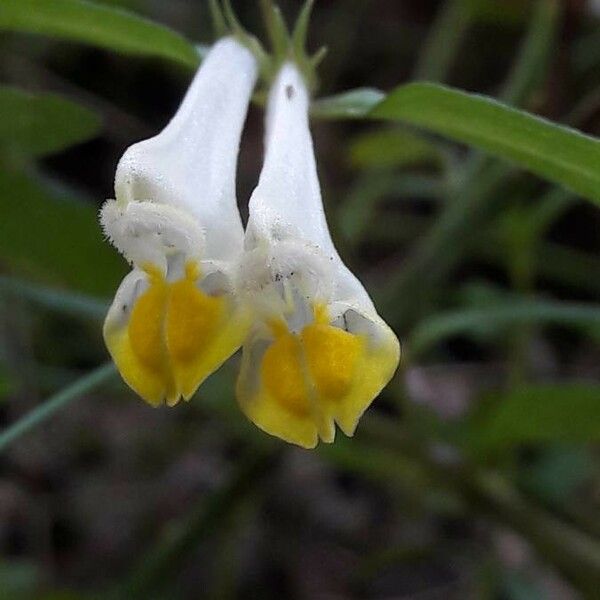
[371,83,600,206]
[311,88,384,120]
[348,128,443,170]
[469,384,600,450]
[413,0,473,83]
[499,0,561,105]
[0,0,200,68]
[409,299,600,357]
[0,87,101,157]
[0,560,40,599]
[0,275,108,319]
[0,168,126,296]
[519,445,595,505]
[339,173,441,242]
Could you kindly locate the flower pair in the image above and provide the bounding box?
[101,33,399,448]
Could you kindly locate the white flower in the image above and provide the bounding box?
[101,37,258,407]
[236,63,400,448]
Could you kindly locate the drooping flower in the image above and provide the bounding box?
[236,63,400,448]
[101,37,258,407]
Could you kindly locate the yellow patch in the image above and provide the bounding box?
[261,331,310,417]
[105,262,249,406]
[237,304,400,449]
[302,322,362,400]
[128,268,169,374]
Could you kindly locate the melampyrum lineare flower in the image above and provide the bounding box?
[101,37,258,407]
[236,63,400,448]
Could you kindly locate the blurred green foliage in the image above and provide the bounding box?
[0,0,598,598]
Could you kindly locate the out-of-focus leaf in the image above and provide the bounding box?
[466,0,531,23]
[0,275,108,319]
[501,570,547,600]
[572,30,600,74]
[0,87,101,157]
[499,0,560,106]
[520,445,595,505]
[409,299,600,356]
[340,173,441,242]
[0,366,12,401]
[476,240,600,296]
[0,0,200,68]
[311,88,385,120]
[348,128,443,170]
[0,168,126,296]
[413,0,473,82]
[469,385,600,451]
[0,560,40,599]
[371,83,600,206]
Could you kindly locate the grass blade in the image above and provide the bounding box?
[0,0,200,68]
[371,83,600,206]
[409,299,600,357]
[0,86,100,157]
[0,363,116,453]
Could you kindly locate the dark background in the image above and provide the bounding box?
[0,1,599,598]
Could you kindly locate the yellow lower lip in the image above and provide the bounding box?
[104,262,249,406]
[237,304,400,449]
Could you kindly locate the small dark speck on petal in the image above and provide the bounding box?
[286,85,295,100]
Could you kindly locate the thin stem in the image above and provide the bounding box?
[0,275,108,319]
[500,0,560,106]
[0,362,116,452]
[413,0,472,83]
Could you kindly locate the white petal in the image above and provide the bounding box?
[113,37,257,262]
[238,63,401,447]
[246,63,332,255]
[244,63,374,316]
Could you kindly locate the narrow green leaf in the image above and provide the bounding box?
[0,275,108,319]
[208,0,227,38]
[477,240,600,296]
[409,300,600,357]
[413,0,473,83]
[0,363,116,453]
[259,0,290,59]
[292,0,315,58]
[312,88,385,120]
[372,83,600,206]
[0,168,126,296]
[0,0,200,68]
[500,0,561,105]
[340,173,441,242]
[0,86,100,157]
[470,385,600,450]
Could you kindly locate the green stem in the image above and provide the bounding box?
[413,0,472,83]
[0,362,116,452]
[499,0,560,106]
[0,275,108,319]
